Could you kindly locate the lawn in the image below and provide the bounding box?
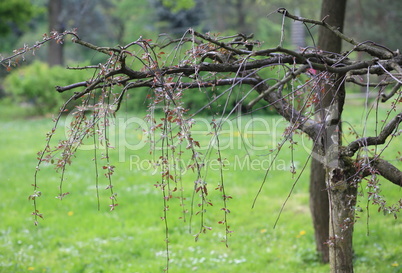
[0,100,401,273]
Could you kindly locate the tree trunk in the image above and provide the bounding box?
[234,0,247,33]
[310,0,347,264]
[309,157,330,262]
[327,168,357,273]
[48,0,64,66]
[317,0,346,52]
[321,70,356,272]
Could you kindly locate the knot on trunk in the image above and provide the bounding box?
[329,168,347,191]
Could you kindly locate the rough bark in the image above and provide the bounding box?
[327,165,357,273]
[322,71,357,273]
[48,0,64,66]
[310,0,347,264]
[309,155,330,262]
[318,0,346,52]
[315,64,357,273]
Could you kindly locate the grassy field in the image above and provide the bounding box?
[0,102,401,273]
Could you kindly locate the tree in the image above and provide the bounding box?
[309,0,347,264]
[152,0,204,34]
[0,0,42,55]
[345,0,402,51]
[2,8,401,273]
[47,0,128,66]
[48,0,64,66]
[0,0,37,36]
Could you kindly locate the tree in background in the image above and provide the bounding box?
[346,0,402,51]
[0,0,37,36]
[151,0,204,35]
[48,0,63,66]
[0,0,43,59]
[47,0,126,66]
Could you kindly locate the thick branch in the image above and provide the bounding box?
[247,65,309,109]
[381,82,401,102]
[362,158,402,187]
[251,77,320,140]
[57,55,402,92]
[72,37,121,55]
[56,81,88,92]
[343,112,402,157]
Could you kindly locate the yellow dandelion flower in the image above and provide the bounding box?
[27,266,35,271]
[260,229,267,234]
[296,230,306,238]
[67,211,74,216]
[391,262,399,267]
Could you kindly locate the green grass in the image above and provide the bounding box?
[0,102,401,273]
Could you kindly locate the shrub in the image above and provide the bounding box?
[4,61,91,116]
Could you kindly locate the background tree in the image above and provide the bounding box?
[345,0,402,51]
[48,0,63,66]
[0,0,38,36]
[151,0,204,35]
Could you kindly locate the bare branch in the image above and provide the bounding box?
[191,30,252,55]
[72,37,121,55]
[0,30,79,67]
[250,76,320,140]
[381,82,401,102]
[277,8,396,59]
[343,113,402,157]
[345,76,395,88]
[247,65,309,109]
[56,82,88,92]
[376,62,402,84]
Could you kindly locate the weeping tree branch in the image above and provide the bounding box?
[47,18,401,144]
[55,49,402,100]
[1,8,400,202]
